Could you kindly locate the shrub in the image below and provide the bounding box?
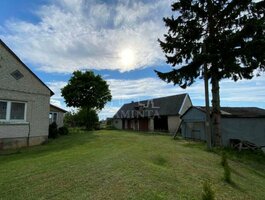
[58,126,69,135]
[202,181,215,200]
[49,122,59,139]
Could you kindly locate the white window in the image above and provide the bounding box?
[49,112,58,123]
[10,102,26,120]
[0,100,27,121]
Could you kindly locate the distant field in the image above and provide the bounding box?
[0,129,265,200]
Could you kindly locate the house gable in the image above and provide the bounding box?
[0,40,53,96]
[181,107,206,122]
[178,94,193,116]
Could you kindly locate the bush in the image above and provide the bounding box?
[202,181,215,200]
[49,122,59,139]
[58,126,69,135]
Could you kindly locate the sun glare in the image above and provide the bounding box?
[120,48,135,67]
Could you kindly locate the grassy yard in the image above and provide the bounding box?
[0,129,265,200]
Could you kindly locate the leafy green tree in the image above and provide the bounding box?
[156,0,265,146]
[63,108,99,130]
[63,111,78,127]
[62,70,111,129]
[76,108,99,130]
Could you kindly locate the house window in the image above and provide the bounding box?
[10,102,25,120]
[0,101,7,120]
[53,113,57,123]
[49,112,58,124]
[0,100,27,121]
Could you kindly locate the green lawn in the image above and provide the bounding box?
[0,129,265,200]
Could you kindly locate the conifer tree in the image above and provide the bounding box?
[156,0,265,146]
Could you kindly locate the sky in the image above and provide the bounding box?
[0,0,264,120]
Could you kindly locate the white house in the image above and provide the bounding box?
[0,39,54,150]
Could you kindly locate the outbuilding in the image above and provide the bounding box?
[49,104,67,128]
[181,106,265,147]
[113,94,192,134]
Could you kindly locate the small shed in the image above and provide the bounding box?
[181,106,265,147]
[49,104,67,128]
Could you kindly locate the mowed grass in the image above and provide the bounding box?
[0,129,265,200]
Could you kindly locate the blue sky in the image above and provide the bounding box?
[0,0,264,119]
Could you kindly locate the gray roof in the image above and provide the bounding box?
[221,107,265,117]
[193,106,265,118]
[50,104,68,113]
[114,94,188,119]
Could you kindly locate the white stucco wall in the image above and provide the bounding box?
[179,95,193,116]
[168,116,181,134]
[148,118,154,131]
[113,119,122,129]
[0,41,51,149]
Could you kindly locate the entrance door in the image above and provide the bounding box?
[186,122,205,140]
[139,118,148,131]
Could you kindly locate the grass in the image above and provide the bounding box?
[0,129,265,200]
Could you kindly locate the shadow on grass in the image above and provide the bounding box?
[150,154,168,166]
[118,130,172,137]
[0,129,99,164]
[230,168,247,179]
[210,148,265,172]
[180,140,206,149]
[223,179,246,193]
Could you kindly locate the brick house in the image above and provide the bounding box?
[0,39,54,150]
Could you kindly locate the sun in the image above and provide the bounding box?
[119,48,135,67]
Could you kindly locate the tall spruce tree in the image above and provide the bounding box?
[156,0,265,146]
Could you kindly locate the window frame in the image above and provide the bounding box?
[0,100,27,122]
[0,100,8,120]
[49,112,58,123]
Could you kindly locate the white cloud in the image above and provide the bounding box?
[106,77,204,101]
[1,0,173,73]
[50,99,62,107]
[45,75,265,119]
[219,76,265,103]
[46,81,66,100]
[98,105,121,120]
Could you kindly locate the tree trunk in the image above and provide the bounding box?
[204,64,212,149]
[86,107,91,130]
[211,75,222,146]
